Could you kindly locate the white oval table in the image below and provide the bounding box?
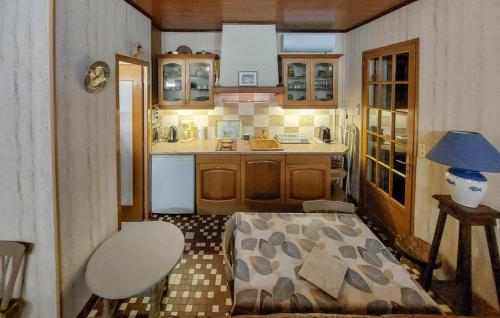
[85,222,184,317]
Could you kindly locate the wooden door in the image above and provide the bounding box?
[310,58,338,108]
[118,62,145,222]
[158,58,186,107]
[283,58,310,107]
[360,39,419,235]
[186,58,214,108]
[242,155,285,205]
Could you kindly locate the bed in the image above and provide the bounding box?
[223,212,442,316]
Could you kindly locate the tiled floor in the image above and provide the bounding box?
[84,213,452,317]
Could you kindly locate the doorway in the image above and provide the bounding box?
[359,39,419,235]
[116,55,150,224]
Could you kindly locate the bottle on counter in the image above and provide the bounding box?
[197,127,206,140]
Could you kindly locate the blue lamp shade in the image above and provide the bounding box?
[426,131,500,173]
[426,131,499,208]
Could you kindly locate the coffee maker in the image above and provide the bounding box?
[179,120,195,142]
[319,126,331,143]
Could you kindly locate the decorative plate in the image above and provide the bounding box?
[84,61,110,93]
[176,45,192,54]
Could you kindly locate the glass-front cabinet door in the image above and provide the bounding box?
[283,59,310,107]
[186,59,214,107]
[360,39,417,235]
[311,60,338,106]
[159,59,185,106]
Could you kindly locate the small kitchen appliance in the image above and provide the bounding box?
[167,126,178,142]
[319,126,331,143]
[179,120,195,142]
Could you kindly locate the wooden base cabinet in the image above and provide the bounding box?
[195,154,332,213]
[196,155,240,214]
[285,155,331,205]
[241,155,285,206]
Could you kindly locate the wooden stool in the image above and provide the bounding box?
[421,195,500,315]
[394,234,441,289]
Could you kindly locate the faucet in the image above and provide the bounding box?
[258,129,266,139]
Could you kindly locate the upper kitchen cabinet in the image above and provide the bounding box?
[158,54,216,109]
[281,54,342,108]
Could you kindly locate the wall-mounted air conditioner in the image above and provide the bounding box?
[282,33,335,52]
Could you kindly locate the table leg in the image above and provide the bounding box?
[422,210,447,290]
[485,225,500,308]
[456,223,472,315]
[102,299,118,318]
[149,277,166,318]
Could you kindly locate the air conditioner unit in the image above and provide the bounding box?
[282,33,335,52]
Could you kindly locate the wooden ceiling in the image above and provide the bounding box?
[125,0,415,32]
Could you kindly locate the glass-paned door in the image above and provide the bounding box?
[361,40,418,235]
[160,59,185,106]
[284,59,310,106]
[311,60,337,106]
[187,59,213,106]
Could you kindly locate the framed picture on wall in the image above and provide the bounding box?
[238,71,258,86]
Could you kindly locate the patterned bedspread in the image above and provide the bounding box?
[231,212,441,315]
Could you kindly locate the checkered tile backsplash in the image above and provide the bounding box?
[158,93,338,139]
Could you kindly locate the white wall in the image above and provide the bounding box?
[345,0,500,309]
[0,0,59,317]
[55,0,151,316]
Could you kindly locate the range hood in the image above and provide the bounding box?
[219,24,279,90]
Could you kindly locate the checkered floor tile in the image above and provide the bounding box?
[84,213,452,317]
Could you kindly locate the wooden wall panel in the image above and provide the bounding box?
[127,0,414,32]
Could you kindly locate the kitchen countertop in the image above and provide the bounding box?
[152,139,348,155]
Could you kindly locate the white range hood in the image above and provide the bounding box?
[219,24,279,87]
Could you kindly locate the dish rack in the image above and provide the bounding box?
[276,133,309,144]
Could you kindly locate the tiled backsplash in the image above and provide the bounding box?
[158,93,338,139]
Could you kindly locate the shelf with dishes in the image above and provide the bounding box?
[158,53,217,109]
[281,54,342,108]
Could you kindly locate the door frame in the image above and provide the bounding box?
[115,54,150,228]
[359,39,419,235]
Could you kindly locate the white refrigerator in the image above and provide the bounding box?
[151,155,195,214]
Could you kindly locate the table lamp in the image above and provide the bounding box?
[426,131,500,208]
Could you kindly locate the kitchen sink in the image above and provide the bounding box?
[250,139,283,151]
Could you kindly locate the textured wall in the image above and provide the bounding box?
[55,0,151,316]
[0,0,58,317]
[345,0,500,309]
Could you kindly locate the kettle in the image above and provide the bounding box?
[319,126,331,143]
[168,126,178,143]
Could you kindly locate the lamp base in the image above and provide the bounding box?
[445,168,488,208]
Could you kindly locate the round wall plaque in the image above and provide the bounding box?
[84,61,110,93]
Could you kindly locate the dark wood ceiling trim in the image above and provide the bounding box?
[124,0,418,33]
[123,0,162,29]
[159,29,223,32]
[345,0,418,32]
[159,28,348,33]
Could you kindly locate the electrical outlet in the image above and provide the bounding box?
[418,142,426,157]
